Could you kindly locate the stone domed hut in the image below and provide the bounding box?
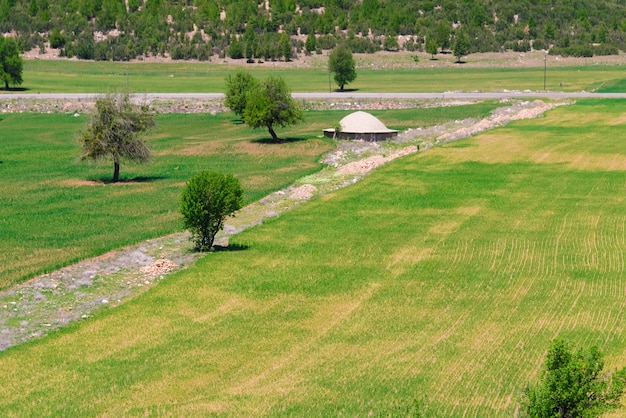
[323,111,398,141]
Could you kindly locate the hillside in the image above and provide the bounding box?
[2,0,625,62]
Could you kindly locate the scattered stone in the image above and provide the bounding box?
[290,184,318,200]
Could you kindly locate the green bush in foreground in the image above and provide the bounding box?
[522,339,626,417]
[180,171,243,251]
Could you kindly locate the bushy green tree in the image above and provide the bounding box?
[49,28,66,49]
[224,71,258,118]
[426,37,438,59]
[180,171,243,251]
[305,33,316,53]
[453,29,471,62]
[229,37,243,59]
[435,20,451,52]
[79,93,155,183]
[522,339,626,418]
[278,32,292,61]
[243,76,303,142]
[0,35,23,90]
[328,44,356,91]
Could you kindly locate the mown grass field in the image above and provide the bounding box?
[8,58,626,93]
[1,100,625,415]
[0,103,499,290]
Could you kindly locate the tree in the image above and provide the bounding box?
[435,21,451,52]
[229,37,243,59]
[180,171,243,251]
[0,36,23,90]
[522,339,626,418]
[426,37,438,59]
[328,44,356,91]
[278,32,292,61]
[224,71,258,118]
[79,93,155,183]
[305,33,316,54]
[384,34,399,51]
[452,29,471,63]
[243,76,304,142]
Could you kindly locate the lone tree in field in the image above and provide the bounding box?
[452,29,471,63]
[243,76,304,142]
[180,171,243,251]
[0,35,23,90]
[224,71,258,119]
[79,93,155,183]
[329,44,356,91]
[522,339,626,418]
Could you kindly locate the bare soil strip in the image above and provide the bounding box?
[0,99,563,351]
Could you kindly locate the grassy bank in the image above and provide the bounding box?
[6,59,626,94]
[1,100,625,415]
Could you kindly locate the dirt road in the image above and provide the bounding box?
[2,92,626,101]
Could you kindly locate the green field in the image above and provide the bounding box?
[0,103,499,290]
[1,100,625,415]
[0,111,334,290]
[4,59,626,93]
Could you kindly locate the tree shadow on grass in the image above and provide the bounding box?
[333,88,360,93]
[89,175,169,184]
[252,136,308,144]
[1,87,30,92]
[213,243,249,252]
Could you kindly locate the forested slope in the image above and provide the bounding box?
[1,0,625,61]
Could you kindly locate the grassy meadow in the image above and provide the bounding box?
[8,58,626,93]
[0,103,499,290]
[1,100,626,415]
[0,111,334,290]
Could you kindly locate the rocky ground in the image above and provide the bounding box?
[0,98,567,351]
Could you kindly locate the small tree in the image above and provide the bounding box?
[453,29,471,63]
[305,33,316,54]
[79,93,155,183]
[224,71,258,118]
[426,37,438,60]
[229,37,243,59]
[435,20,451,52]
[328,44,356,91]
[522,339,626,418]
[180,171,243,251]
[278,32,292,61]
[0,35,24,90]
[243,76,304,142]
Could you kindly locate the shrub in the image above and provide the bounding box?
[521,339,626,417]
[180,171,244,252]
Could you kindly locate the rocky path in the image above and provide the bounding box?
[0,99,564,351]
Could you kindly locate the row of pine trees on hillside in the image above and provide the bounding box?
[2,0,625,60]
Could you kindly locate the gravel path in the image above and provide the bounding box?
[0,99,565,351]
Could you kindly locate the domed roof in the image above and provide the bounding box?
[339,111,395,133]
